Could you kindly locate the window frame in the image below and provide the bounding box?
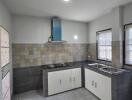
[123,23,132,66]
[96,28,112,62]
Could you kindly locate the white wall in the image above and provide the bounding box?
[12,15,51,44]
[88,3,132,44]
[0,0,12,99]
[12,15,88,44]
[123,3,132,25]
[88,12,113,43]
[62,20,88,43]
[88,7,123,43]
[0,2,11,32]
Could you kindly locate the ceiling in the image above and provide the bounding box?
[4,0,132,22]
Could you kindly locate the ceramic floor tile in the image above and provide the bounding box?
[13,88,99,100]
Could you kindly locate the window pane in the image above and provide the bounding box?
[98,46,106,60]
[125,51,132,64]
[106,46,112,61]
[98,33,106,45]
[105,31,112,45]
[126,27,132,44]
[97,29,112,61]
[126,45,132,51]
[125,25,132,64]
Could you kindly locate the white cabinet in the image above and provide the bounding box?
[85,68,111,100]
[85,68,96,94]
[2,72,10,99]
[99,75,111,100]
[48,68,81,95]
[0,26,10,100]
[48,70,64,95]
[4,88,11,100]
[70,68,82,89]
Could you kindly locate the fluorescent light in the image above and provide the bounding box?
[74,35,78,40]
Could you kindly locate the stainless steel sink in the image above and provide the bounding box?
[99,67,125,74]
[88,63,107,69]
[88,63,125,74]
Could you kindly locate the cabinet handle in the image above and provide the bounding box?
[92,81,94,86]
[73,77,76,82]
[59,80,61,85]
[69,77,72,82]
[95,82,97,88]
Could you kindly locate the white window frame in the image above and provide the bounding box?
[97,29,112,61]
[124,24,132,65]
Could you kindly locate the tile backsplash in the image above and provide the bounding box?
[12,41,122,68]
[12,43,88,68]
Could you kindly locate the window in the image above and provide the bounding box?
[97,29,112,61]
[124,24,132,65]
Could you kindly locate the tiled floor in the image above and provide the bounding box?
[13,88,99,100]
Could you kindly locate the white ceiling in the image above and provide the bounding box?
[4,0,132,22]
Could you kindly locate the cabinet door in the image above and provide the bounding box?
[62,69,71,91]
[92,72,102,98]
[4,88,11,100]
[85,68,96,94]
[99,75,111,100]
[48,71,62,95]
[2,72,10,99]
[92,71,111,100]
[71,68,81,89]
[0,27,9,47]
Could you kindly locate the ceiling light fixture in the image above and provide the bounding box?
[74,35,78,40]
[63,0,71,3]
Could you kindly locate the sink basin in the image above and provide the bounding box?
[88,63,107,69]
[99,67,125,74]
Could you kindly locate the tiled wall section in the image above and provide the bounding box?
[87,41,122,68]
[13,66,42,94]
[12,41,122,68]
[12,43,88,68]
[87,43,97,61]
[112,41,122,68]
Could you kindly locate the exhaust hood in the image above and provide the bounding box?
[48,16,66,43]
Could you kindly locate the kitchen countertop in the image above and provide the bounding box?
[42,60,130,78]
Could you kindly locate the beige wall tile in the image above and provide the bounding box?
[12,43,88,68]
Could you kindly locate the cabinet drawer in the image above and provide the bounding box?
[1,48,9,67]
[2,72,10,98]
[4,88,11,100]
[0,27,9,47]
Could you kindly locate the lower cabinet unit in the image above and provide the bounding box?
[85,68,111,100]
[3,88,10,100]
[2,72,10,100]
[48,68,81,96]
